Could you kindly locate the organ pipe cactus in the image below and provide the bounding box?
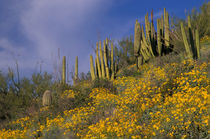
[195,29,200,59]
[96,42,102,78]
[180,22,193,59]
[99,41,105,78]
[111,42,114,80]
[90,55,95,80]
[145,13,150,40]
[104,40,110,79]
[188,16,196,58]
[134,20,141,57]
[180,16,201,60]
[164,8,170,47]
[62,56,66,84]
[157,19,162,56]
[134,20,143,68]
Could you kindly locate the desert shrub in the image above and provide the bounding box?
[116,64,142,78]
[91,78,116,92]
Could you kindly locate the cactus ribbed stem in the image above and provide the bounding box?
[104,40,110,79]
[145,13,150,40]
[180,22,193,59]
[157,19,162,56]
[160,15,164,36]
[95,58,98,77]
[96,42,102,78]
[134,20,141,57]
[142,26,154,57]
[99,41,105,78]
[188,16,195,58]
[90,55,95,80]
[195,29,200,59]
[111,42,114,80]
[164,9,170,47]
[62,56,66,84]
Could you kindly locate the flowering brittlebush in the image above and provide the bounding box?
[0,60,209,138]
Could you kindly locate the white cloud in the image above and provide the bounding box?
[18,0,112,74]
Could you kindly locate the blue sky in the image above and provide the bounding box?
[0,0,206,80]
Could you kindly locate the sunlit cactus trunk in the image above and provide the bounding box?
[96,42,102,78]
[94,57,98,78]
[90,55,95,80]
[145,13,150,40]
[99,41,105,78]
[195,29,200,59]
[62,56,66,84]
[157,19,162,56]
[104,39,110,79]
[164,8,170,48]
[134,20,142,68]
[180,22,193,59]
[111,42,114,80]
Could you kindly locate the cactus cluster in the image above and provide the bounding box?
[180,16,200,59]
[134,8,172,68]
[90,39,117,80]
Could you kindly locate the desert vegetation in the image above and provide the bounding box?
[0,2,209,138]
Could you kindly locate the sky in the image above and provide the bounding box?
[0,0,206,80]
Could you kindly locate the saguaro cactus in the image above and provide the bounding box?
[90,55,95,80]
[62,56,66,84]
[42,90,52,106]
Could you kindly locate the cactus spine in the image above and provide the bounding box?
[99,41,105,78]
[104,40,110,79]
[180,22,193,59]
[90,55,95,80]
[62,56,66,84]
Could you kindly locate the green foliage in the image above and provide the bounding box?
[115,36,135,69]
[91,78,116,92]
